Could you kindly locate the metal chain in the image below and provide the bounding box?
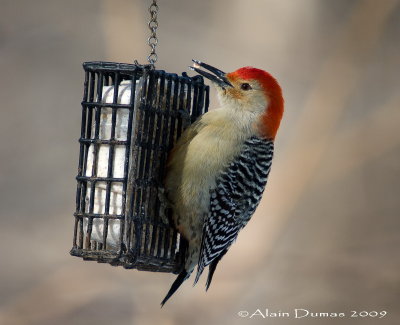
[147,0,158,66]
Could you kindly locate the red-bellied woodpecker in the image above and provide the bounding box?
[161,60,284,305]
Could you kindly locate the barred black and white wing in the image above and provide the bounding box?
[194,136,274,286]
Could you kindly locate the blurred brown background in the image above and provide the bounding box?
[0,0,399,324]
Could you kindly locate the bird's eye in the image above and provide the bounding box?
[240,83,252,91]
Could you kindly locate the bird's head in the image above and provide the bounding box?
[190,60,284,140]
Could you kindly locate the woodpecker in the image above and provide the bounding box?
[161,60,284,306]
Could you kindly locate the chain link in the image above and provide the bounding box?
[147,0,158,66]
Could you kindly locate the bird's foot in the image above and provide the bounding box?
[158,187,172,225]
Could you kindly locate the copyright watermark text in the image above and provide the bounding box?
[237,309,387,319]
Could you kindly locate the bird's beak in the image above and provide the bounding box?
[189,59,233,88]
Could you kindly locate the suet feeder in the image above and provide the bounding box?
[70,61,209,273]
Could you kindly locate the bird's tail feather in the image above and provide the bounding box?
[205,261,218,291]
[161,270,190,307]
[193,264,205,286]
[205,248,227,291]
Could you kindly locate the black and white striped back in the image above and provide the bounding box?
[194,136,274,284]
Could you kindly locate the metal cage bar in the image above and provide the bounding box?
[71,61,209,273]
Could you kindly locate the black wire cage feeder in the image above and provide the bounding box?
[70,55,210,274]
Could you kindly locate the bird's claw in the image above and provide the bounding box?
[158,187,172,225]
